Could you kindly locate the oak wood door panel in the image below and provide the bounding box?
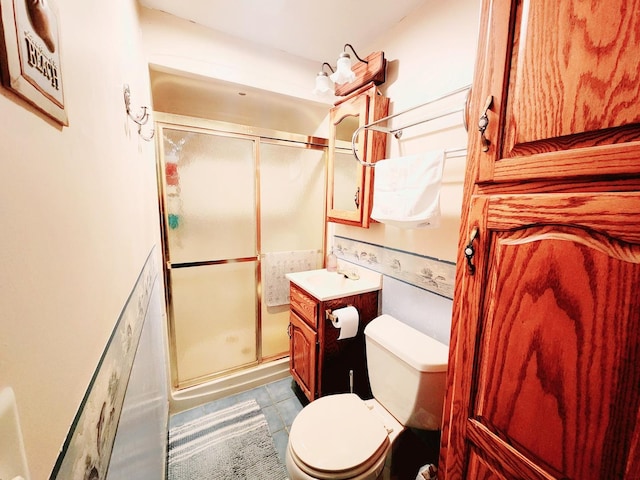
[470,0,640,184]
[443,193,640,479]
[467,447,507,480]
[289,311,317,401]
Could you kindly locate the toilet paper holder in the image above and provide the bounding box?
[325,306,354,322]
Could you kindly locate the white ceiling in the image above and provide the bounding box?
[138,0,427,63]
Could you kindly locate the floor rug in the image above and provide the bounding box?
[168,399,288,479]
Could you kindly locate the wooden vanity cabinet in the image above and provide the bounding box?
[326,83,389,228]
[441,1,640,479]
[288,283,380,402]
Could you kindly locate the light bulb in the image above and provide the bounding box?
[329,53,356,85]
[313,71,333,95]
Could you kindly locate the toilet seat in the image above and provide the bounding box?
[287,438,389,480]
[288,394,391,479]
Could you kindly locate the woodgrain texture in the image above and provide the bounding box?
[289,311,316,401]
[290,284,318,328]
[475,218,640,479]
[476,0,640,184]
[288,283,379,401]
[506,1,640,144]
[443,193,640,479]
[440,1,640,477]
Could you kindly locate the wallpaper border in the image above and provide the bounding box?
[333,236,456,299]
[50,246,159,480]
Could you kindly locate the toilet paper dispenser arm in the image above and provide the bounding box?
[325,306,354,322]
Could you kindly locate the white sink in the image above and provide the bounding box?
[286,268,382,301]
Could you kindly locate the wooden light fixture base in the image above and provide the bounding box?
[334,51,386,97]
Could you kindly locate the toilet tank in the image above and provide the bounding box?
[364,315,449,430]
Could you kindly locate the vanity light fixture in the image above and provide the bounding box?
[330,44,367,85]
[313,62,335,95]
[314,44,385,97]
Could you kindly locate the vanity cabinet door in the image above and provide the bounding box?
[443,193,640,479]
[289,310,317,401]
[470,0,640,185]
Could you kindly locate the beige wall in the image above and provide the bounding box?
[140,8,330,111]
[141,1,480,264]
[140,8,334,139]
[334,0,480,262]
[0,0,160,478]
[149,69,330,136]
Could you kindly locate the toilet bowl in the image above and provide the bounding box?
[286,393,402,480]
[286,315,449,480]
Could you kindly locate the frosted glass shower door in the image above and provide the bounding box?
[162,127,258,388]
[259,142,326,358]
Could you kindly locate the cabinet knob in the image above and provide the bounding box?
[478,95,494,152]
[464,227,479,275]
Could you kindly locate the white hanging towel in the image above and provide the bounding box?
[371,150,445,229]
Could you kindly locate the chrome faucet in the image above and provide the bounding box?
[337,268,360,280]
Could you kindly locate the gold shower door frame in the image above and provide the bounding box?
[155,113,328,390]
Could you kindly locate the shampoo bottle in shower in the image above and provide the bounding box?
[326,248,337,272]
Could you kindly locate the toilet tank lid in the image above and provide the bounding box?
[365,314,449,372]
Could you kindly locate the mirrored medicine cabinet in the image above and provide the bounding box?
[327,83,389,228]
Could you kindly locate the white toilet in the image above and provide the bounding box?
[286,314,449,480]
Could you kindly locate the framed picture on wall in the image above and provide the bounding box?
[0,0,68,125]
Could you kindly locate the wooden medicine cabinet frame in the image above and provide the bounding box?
[327,83,389,228]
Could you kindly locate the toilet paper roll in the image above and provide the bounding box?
[330,306,359,340]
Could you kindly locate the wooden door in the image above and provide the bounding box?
[443,0,640,478]
[289,311,317,401]
[470,0,640,185]
[443,193,640,479]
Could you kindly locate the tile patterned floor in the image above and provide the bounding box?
[169,376,440,479]
[169,376,304,469]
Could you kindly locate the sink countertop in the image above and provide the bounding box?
[286,268,382,301]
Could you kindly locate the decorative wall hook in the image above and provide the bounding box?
[137,123,155,142]
[123,84,154,141]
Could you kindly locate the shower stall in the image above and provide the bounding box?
[155,113,327,392]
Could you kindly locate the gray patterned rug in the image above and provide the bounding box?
[168,399,288,479]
